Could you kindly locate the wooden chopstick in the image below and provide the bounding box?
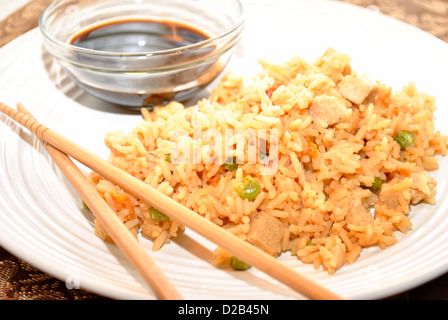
[1,103,344,300]
[15,103,182,300]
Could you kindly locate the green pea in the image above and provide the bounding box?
[82,200,90,211]
[165,154,172,163]
[224,163,238,171]
[150,207,169,222]
[258,151,270,166]
[393,130,415,149]
[370,177,382,192]
[224,157,238,171]
[233,176,261,201]
[230,256,251,271]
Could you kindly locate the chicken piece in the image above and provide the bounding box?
[315,48,352,83]
[309,95,349,127]
[410,172,437,204]
[338,74,375,105]
[247,212,285,256]
[378,189,404,210]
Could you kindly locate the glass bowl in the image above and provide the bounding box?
[39,0,245,108]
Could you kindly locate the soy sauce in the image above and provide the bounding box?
[65,18,222,107]
[69,18,211,52]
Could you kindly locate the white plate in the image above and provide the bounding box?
[1,0,448,300]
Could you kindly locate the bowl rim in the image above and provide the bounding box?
[38,0,245,57]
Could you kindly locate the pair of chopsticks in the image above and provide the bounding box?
[0,102,344,300]
[14,103,181,300]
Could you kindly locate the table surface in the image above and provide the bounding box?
[0,0,447,300]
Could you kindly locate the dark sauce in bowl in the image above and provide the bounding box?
[69,18,210,52]
[65,18,224,107]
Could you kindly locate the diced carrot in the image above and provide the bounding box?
[265,88,274,99]
[209,175,220,187]
[106,190,135,217]
[305,137,318,158]
[137,132,144,142]
[397,167,411,177]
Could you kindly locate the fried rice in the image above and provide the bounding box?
[89,48,448,274]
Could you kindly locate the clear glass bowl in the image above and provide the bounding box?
[39,0,245,107]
